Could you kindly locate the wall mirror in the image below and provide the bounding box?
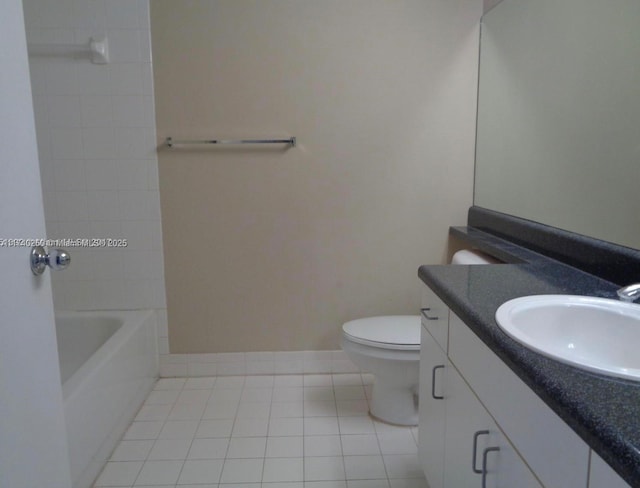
[474,0,640,250]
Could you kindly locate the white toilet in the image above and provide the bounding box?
[342,249,497,426]
[342,315,421,425]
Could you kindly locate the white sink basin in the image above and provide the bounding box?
[495,295,640,381]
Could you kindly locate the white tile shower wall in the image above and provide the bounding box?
[24,0,167,334]
[159,351,361,378]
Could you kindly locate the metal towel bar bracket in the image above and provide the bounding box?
[165,136,296,148]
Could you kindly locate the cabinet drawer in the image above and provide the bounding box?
[421,284,449,352]
[448,313,590,488]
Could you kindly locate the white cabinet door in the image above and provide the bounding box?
[418,326,448,488]
[491,434,544,488]
[443,363,496,487]
[443,365,542,488]
[589,451,631,488]
[448,312,590,488]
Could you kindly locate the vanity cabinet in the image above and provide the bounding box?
[419,313,541,488]
[448,312,589,488]
[418,283,596,488]
[443,362,542,488]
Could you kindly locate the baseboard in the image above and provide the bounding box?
[159,350,361,377]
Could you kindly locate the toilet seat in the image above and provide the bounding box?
[342,316,420,351]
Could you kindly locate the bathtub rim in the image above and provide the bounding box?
[57,309,156,401]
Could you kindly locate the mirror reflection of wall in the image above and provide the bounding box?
[474,0,640,250]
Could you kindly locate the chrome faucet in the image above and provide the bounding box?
[616,283,640,302]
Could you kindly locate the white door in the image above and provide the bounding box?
[0,1,72,487]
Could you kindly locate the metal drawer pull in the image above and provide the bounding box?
[472,430,490,473]
[482,446,500,488]
[421,307,438,321]
[431,365,445,399]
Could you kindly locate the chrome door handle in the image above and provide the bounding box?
[31,246,71,275]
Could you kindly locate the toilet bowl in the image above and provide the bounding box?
[342,315,421,426]
[342,250,498,426]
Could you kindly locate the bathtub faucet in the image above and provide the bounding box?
[616,283,640,302]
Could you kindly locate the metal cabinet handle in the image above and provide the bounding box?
[30,246,71,275]
[421,307,438,321]
[431,365,445,399]
[472,430,490,473]
[481,446,500,488]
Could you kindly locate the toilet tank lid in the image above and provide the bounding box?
[343,316,421,347]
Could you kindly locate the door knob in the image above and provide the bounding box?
[30,246,71,275]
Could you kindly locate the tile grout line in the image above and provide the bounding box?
[260,376,274,484]
[169,376,192,486]
[333,374,347,486]
[301,376,306,484]
[223,375,245,484]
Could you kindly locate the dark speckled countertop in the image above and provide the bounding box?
[419,226,640,487]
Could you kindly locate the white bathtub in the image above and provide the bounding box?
[56,310,158,488]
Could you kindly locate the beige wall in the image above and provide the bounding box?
[152,0,481,353]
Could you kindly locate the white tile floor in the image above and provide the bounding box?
[94,374,428,488]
